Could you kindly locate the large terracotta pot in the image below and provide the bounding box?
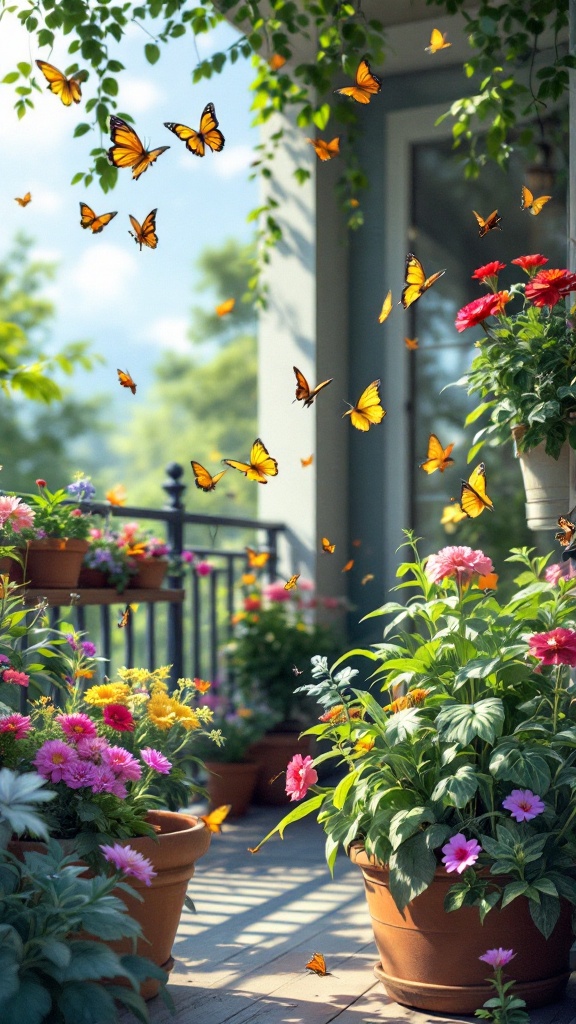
[247,731,311,806]
[0,554,25,585]
[77,567,110,588]
[25,538,89,589]
[204,760,259,817]
[512,426,575,531]
[350,845,573,1014]
[129,559,169,589]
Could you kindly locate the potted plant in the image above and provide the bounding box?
[0,493,36,583]
[195,697,271,817]
[79,523,138,592]
[115,522,171,589]
[453,256,576,529]
[254,536,576,1013]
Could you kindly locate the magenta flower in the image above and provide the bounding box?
[285,754,318,802]
[479,948,516,968]
[102,704,135,732]
[0,713,32,739]
[426,546,494,585]
[263,580,291,603]
[91,764,123,796]
[544,563,566,585]
[502,789,546,822]
[140,747,172,774]
[441,833,482,874]
[102,745,142,781]
[33,739,78,783]
[100,843,157,885]
[81,641,97,657]
[0,655,9,665]
[56,713,97,742]
[2,668,30,687]
[76,736,109,762]
[195,560,214,576]
[528,628,576,666]
[61,759,99,790]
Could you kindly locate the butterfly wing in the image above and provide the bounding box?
[284,574,300,590]
[128,209,158,250]
[199,102,225,153]
[556,516,576,546]
[321,537,335,554]
[401,254,445,308]
[200,804,231,833]
[472,209,502,237]
[521,185,551,215]
[108,117,169,179]
[117,605,131,628]
[305,953,329,976]
[344,379,386,431]
[191,461,227,491]
[460,463,494,518]
[246,548,269,568]
[293,366,311,403]
[216,298,235,317]
[245,438,279,482]
[36,60,83,105]
[334,57,381,103]
[80,202,117,233]
[301,455,313,467]
[15,192,31,207]
[342,559,354,572]
[164,120,203,156]
[117,369,136,394]
[420,434,455,474]
[378,290,393,323]
[307,137,340,161]
[425,28,451,52]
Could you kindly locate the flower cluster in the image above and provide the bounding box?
[6,476,92,541]
[82,525,138,591]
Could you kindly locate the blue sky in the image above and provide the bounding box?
[0,15,258,404]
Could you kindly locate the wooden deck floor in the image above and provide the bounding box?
[143,803,576,1024]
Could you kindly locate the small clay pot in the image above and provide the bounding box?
[204,760,259,817]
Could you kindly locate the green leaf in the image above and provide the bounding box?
[501,879,528,907]
[332,769,358,810]
[489,744,551,794]
[57,940,130,982]
[388,832,437,912]
[144,42,160,64]
[56,981,118,1023]
[436,698,505,746]
[529,893,561,938]
[389,807,434,851]
[431,765,479,808]
[311,102,330,130]
[1,979,52,1024]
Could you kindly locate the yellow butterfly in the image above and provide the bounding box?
[164,103,225,157]
[521,185,552,216]
[246,547,270,568]
[425,28,451,53]
[35,60,86,105]
[216,298,235,317]
[305,953,330,976]
[343,380,386,431]
[460,463,494,518]
[117,368,136,394]
[306,137,340,161]
[223,438,279,484]
[301,454,314,467]
[401,254,446,309]
[200,804,231,833]
[79,202,117,234]
[128,209,158,251]
[321,537,335,554]
[14,192,31,207]
[293,366,333,407]
[190,461,227,492]
[419,434,455,474]
[378,290,393,324]
[108,116,169,179]
[472,209,502,237]
[441,503,468,527]
[284,574,300,590]
[334,57,381,104]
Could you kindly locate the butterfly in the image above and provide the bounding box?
[343,380,386,431]
[378,290,393,323]
[117,368,137,394]
[35,60,86,105]
[216,298,235,317]
[305,953,330,976]
[401,254,446,309]
[306,137,340,161]
[334,57,382,104]
[246,547,270,568]
[200,804,231,833]
[472,209,502,237]
[425,28,451,52]
[361,573,374,585]
[419,434,455,474]
[284,574,300,590]
[521,185,552,216]
[128,209,158,251]
[79,202,117,234]
[108,116,170,179]
[223,438,278,484]
[191,461,227,492]
[301,455,314,467]
[193,678,211,693]
[342,559,354,572]
[405,337,419,350]
[117,605,131,628]
[164,103,225,157]
[293,366,333,407]
[268,53,287,70]
[321,537,335,554]
[556,513,576,547]
[14,192,31,207]
[460,463,494,518]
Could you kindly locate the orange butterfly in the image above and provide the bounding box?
[521,185,552,216]
[301,455,314,467]
[223,438,278,484]
[293,366,333,407]
[106,484,127,506]
[334,57,381,104]
[556,513,576,547]
[216,298,235,317]
[128,209,158,251]
[193,678,211,693]
[284,574,300,590]
[200,804,231,833]
[401,254,445,309]
[321,537,335,554]
[425,28,451,53]
[268,53,287,70]
[378,290,393,324]
[305,953,330,976]
[460,463,494,518]
[343,380,385,431]
[35,60,86,105]
[164,103,225,157]
[405,337,419,350]
[117,369,136,394]
[419,434,455,474]
[472,209,502,237]
[306,137,340,162]
[191,461,227,492]
[108,117,169,179]
[117,605,131,628]
[80,202,117,234]
[14,192,31,207]
[246,547,270,568]
[361,573,374,585]
[342,559,354,572]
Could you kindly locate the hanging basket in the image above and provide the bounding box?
[512,426,575,531]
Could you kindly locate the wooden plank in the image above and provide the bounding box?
[21,587,184,606]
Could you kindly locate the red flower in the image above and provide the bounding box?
[471,261,506,284]
[455,293,502,333]
[102,703,135,732]
[525,268,576,308]
[511,254,549,274]
[528,628,576,667]
[35,479,47,488]
[243,596,261,611]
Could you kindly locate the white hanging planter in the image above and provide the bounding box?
[512,426,576,531]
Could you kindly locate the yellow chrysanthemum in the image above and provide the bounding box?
[84,682,131,706]
[171,702,200,731]
[117,667,152,687]
[146,693,176,730]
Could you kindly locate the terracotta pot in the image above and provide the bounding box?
[25,538,89,589]
[512,425,575,531]
[77,567,110,588]
[129,559,169,589]
[247,731,311,806]
[0,555,25,585]
[350,845,573,1013]
[204,760,259,817]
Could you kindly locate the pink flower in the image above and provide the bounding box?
[102,745,142,781]
[528,627,576,666]
[56,713,97,742]
[472,261,506,287]
[525,268,576,307]
[103,704,135,732]
[285,754,318,802]
[426,546,494,585]
[0,655,9,665]
[264,580,291,602]
[181,550,195,564]
[511,254,548,274]
[0,713,32,739]
[140,747,172,774]
[2,668,30,687]
[454,293,502,332]
[441,833,482,874]
[0,496,35,532]
[61,759,99,790]
[91,764,123,796]
[33,739,78,783]
[76,736,109,762]
[479,948,516,968]
[502,788,546,822]
[544,563,566,585]
[100,843,157,885]
[297,578,314,592]
[195,561,213,576]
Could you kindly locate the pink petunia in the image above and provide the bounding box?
[0,713,32,739]
[285,754,318,802]
[544,563,566,585]
[502,788,545,822]
[479,948,516,968]
[528,628,576,667]
[441,833,482,874]
[103,704,135,732]
[102,745,142,781]
[33,739,78,783]
[100,843,157,885]
[2,668,30,687]
[140,747,172,774]
[426,546,494,586]
[56,713,97,742]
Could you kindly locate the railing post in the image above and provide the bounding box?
[162,463,186,690]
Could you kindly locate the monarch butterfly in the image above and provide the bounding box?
[301,454,314,467]
[419,434,455,474]
[334,57,381,104]
[306,137,340,161]
[79,202,117,234]
[305,953,330,976]
[460,463,494,518]
[14,192,31,207]
[284,574,300,590]
[405,337,419,350]
[268,53,287,70]
[35,60,86,105]
[343,380,385,431]
[321,537,335,554]
[472,209,502,237]
[191,461,227,492]
[425,28,451,52]
[342,559,354,572]
[521,185,552,216]
[401,254,446,309]
[164,103,225,157]
[378,290,393,323]
[556,513,576,547]
[223,438,278,484]
[293,366,333,407]
[117,605,131,628]
[200,804,231,833]
[117,368,137,394]
[215,298,235,317]
[361,573,374,585]
[128,209,158,251]
[108,116,169,180]
[246,547,270,568]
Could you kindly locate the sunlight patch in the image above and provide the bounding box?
[69,243,138,304]
[145,315,190,353]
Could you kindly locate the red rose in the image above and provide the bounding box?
[525,268,576,308]
[454,293,502,332]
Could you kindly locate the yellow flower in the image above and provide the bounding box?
[171,702,200,731]
[241,573,256,586]
[74,668,94,679]
[84,682,131,706]
[117,667,152,687]
[354,735,375,753]
[147,693,176,730]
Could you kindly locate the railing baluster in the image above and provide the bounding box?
[75,605,86,632]
[209,569,218,682]
[146,604,155,669]
[192,571,201,678]
[100,605,111,671]
[163,463,185,690]
[125,613,134,667]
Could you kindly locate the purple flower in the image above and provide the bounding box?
[65,634,79,651]
[81,640,97,657]
[0,654,10,665]
[67,477,96,502]
[502,789,546,822]
[33,739,78,783]
[102,745,142,781]
[61,759,98,790]
[100,843,156,885]
[140,747,172,774]
[76,736,109,762]
[479,948,516,968]
[441,833,482,874]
